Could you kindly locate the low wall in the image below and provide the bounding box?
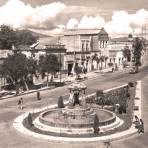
[85,82,136,115]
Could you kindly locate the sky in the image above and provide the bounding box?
[0,0,148,36]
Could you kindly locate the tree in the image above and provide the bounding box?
[0,25,38,49]
[15,29,38,46]
[39,54,61,86]
[26,57,38,86]
[100,56,105,70]
[0,25,17,49]
[1,53,37,93]
[104,56,108,68]
[91,53,98,70]
[132,37,143,73]
[123,46,131,62]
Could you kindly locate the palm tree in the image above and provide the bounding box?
[96,57,100,70]
[132,37,143,73]
[100,56,105,70]
[104,56,108,68]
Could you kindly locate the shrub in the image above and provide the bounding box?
[96,89,103,97]
[128,82,135,87]
[28,113,33,126]
[95,90,104,106]
[57,96,65,108]
[93,114,100,134]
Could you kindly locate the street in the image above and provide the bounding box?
[0,56,148,148]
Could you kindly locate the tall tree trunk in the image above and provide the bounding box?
[100,61,103,70]
[91,59,94,71]
[97,62,99,70]
[23,77,29,91]
[135,65,139,73]
[46,74,49,87]
[50,74,54,83]
[105,60,107,68]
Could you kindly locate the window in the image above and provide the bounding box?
[86,42,89,52]
[100,41,102,48]
[82,42,84,52]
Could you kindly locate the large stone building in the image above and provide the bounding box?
[59,28,109,74]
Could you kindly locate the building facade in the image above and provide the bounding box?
[59,28,109,74]
[108,37,133,66]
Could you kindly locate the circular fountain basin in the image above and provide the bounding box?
[39,107,116,128]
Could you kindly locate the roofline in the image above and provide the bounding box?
[63,28,102,36]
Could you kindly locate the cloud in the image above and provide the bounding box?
[66,16,105,30]
[65,9,148,36]
[1,0,148,36]
[0,0,66,29]
[104,11,132,35]
[66,18,79,29]
[104,9,148,36]
[78,16,105,29]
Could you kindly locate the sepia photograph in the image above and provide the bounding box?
[0,0,147,148]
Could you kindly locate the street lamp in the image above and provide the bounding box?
[59,53,62,83]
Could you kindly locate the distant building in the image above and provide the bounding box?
[108,36,133,65]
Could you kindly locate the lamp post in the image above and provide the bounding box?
[59,53,62,83]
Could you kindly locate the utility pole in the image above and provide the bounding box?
[58,36,62,83]
[60,53,62,83]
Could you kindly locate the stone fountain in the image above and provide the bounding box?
[32,82,117,136]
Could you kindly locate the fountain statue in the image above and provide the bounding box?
[67,82,87,108]
[23,81,117,137]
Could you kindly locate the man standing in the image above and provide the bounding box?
[18,97,23,110]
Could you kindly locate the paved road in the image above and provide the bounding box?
[0,56,148,148]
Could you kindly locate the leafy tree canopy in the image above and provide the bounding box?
[0,25,38,49]
[39,54,61,78]
[133,37,144,66]
[123,46,131,61]
[1,53,37,89]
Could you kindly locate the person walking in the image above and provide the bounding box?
[137,119,144,133]
[104,140,112,148]
[18,97,23,110]
[139,119,144,133]
[18,99,21,109]
[134,115,139,122]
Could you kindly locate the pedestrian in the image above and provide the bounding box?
[139,119,144,133]
[18,99,21,109]
[134,115,139,122]
[18,97,23,110]
[104,140,112,148]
